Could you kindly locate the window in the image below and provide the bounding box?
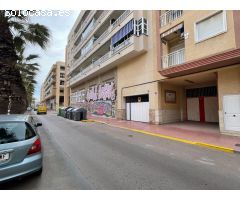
[60,80,64,85]
[0,122,36,144]
[111,20,134,48]
[81,37,95,55]
[60,73,65,78]
[81,18,95,40]
[135,18,148,36]
[195,11,227,43]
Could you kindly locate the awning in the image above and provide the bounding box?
[161,23,183,38]
[111,19,134,45]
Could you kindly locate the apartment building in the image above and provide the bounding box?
[65,10,240,136]
[41,61,65,111]
[158,10,240,135]
[65,10,161,122]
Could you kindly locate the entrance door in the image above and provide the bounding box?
[223,95,240,132]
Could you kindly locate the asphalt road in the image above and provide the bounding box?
[1,113,240,189]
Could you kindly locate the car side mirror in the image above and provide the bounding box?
[35,123,42,127]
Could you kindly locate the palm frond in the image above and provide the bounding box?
[21,23,51,49]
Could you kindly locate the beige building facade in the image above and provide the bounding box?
[41,61,65,111]
[65,10,157,119]
[65,10,240,136]
[158,10,240,135]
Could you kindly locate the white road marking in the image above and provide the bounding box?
[144,144,154,149]
[196,159,215,166]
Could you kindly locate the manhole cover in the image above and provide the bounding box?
[235,144,240,147]
[128,135,133,138]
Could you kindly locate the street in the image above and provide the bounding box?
[1,113,240,189]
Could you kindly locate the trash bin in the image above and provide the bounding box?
[64,107,72,118]
[67,107,75,119]
[58,107,64,116]
[73,108,87,121]
[60,107,67,117]
[69,108,75,120]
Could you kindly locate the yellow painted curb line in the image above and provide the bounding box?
[81,119,96,122]
[86,119,235,153]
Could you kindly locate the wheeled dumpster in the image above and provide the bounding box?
[72,108,87,121]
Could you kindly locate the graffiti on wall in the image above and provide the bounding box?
[86,81,116,101]
[70,81,116,117]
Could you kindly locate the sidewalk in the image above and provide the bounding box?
[87,114,240,153]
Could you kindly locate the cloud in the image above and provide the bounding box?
[24,10,79,101]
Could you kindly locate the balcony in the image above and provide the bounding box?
[74,11,96,42]
[69,35,147,87]
[112,10,131,29]
[70,10,133,74]
[160,10,183,27]
[161,48,185,69]
[74,11,110,50]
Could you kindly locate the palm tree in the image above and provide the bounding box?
[0,10,50,114]
[16,47,40,105]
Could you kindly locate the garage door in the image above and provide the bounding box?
[186,86,218,122]
[223,95,240,132]
[126,94,149,122]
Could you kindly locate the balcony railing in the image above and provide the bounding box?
[93,51,111,66]
[70,11,133,74]
[112,10,131,29]
[160,10,183,27]
[111,37,132,55]
[162,48,185,69]
[73,10,130,57]
[74,11,109,47]
[74,11,96,41]
[69,37,134,86]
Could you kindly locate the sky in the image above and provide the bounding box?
[24,10,79,102]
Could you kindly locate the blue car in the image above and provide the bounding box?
[0,115,43,183]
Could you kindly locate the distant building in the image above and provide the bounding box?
[41,61,65,111]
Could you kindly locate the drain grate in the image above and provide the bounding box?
[235,144,240,147]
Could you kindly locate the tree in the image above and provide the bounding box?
[16,47,40,105]
[0,10,50,114]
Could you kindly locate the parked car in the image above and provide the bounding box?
[0,115,43,183]
[37,104,47,115]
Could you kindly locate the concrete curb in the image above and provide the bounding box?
[83,119,236,154]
